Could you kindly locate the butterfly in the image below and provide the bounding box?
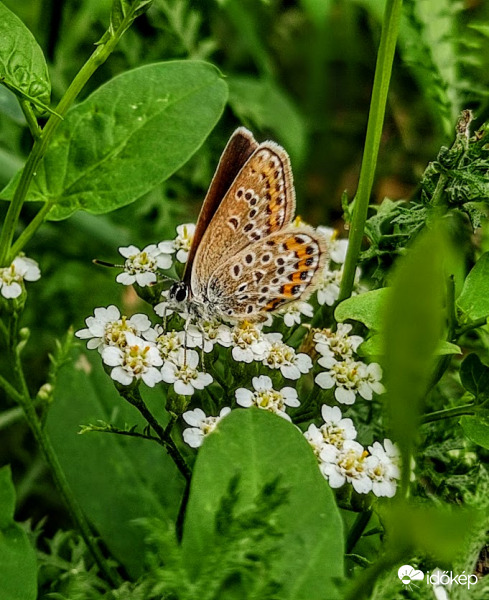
[166,127,328,323]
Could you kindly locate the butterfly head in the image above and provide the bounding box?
[168,281,189,303]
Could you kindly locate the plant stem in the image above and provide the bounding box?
[455,317,488,337]
[346,509,372,554]
[422,403,476,424]
[19,99,41,140]
[338,0,403,303]
[6,332,120,585]
[123,387,191,482]
[10,202,53,258]
[0,18,134,265]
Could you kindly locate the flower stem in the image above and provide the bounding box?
[422,403,476,424]
[346,509,372,554]
[123,387,191,482]
[338,0,403,303]
[6,331,120,585]
[0,14,138,265]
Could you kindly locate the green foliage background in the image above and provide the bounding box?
[2,0,489,598]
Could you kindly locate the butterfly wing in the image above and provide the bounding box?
[183,128,259,284]
[206,226,328,320]
[190,137,296,298]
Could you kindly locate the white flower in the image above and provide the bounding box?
[230,321,269,363]
[161,349,213,395]
[262,333,312,379]
[158,223,196,264]
[357,362,385,400]
[318,405,357,448]
[235,375,300,421]
[365,439,400,497]
[150,326,185,362]
[0,255,41,299]
[102,332,163,387]
[319,440,371,494]
[75,306,155,353]
[317,226,349,263]
[182,407,231,448]
[315,357,384,404]
[116,244,172,287]
[314,323,363,360]
[279,301,314,327]
[187,319,233,353]
[316,268,341,306]
[316,266,361,306]
[315,357,361,404]
[304,424,327,457]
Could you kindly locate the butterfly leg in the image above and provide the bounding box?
[197,322,206,372]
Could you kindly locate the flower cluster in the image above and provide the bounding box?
[305,405,400,497]
[76,220,399,504]
[314,323,385,405]
[0,255,40,299]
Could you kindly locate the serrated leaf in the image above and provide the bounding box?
[457,252,489,321]
[1,61,228,220]
[460,412,489,449]
[335,288,390,331]
[460,353,489,400]
[0,1,51,112]
[0,466,37,600]
[182,409,344,599]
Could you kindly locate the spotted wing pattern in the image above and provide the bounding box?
[183,128,258,284]
[206,226,328,320]
[191,140,295,299]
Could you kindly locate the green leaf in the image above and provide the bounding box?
[1,61,228,220]
[382,226,446,491]
[0,1,51,113]
[380,501,480,564]
[0,466,37,600]
[46,347,184,578]
[457,252,489,321]
[182,409,344,599]
[107,0,153,39]
[334,288,390,331]
[460,412,489,449]
[460,354,489,401]
[359,335,460,358]
[228,77,306,167]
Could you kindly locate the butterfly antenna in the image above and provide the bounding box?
[92,259,124,268]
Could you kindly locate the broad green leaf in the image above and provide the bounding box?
[460,353,489,400]
[460,412,489,449]
[334,287,390,331]
[182,409,344,600]
[382,226,446,491]
[359,335,460,358]
[0,466,37,600]
[1,61,228,220]
[228,77,306,166]
[0,1,50,112]
[46,346,184,578]
[457,252,489,321]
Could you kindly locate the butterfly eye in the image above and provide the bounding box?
[169,283,188,303]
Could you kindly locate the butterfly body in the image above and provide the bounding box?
[167,128,328,323]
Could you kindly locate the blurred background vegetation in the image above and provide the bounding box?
[2,0,489,540]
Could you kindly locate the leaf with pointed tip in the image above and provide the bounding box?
[1,61,227,221]
[0,2,50,113]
